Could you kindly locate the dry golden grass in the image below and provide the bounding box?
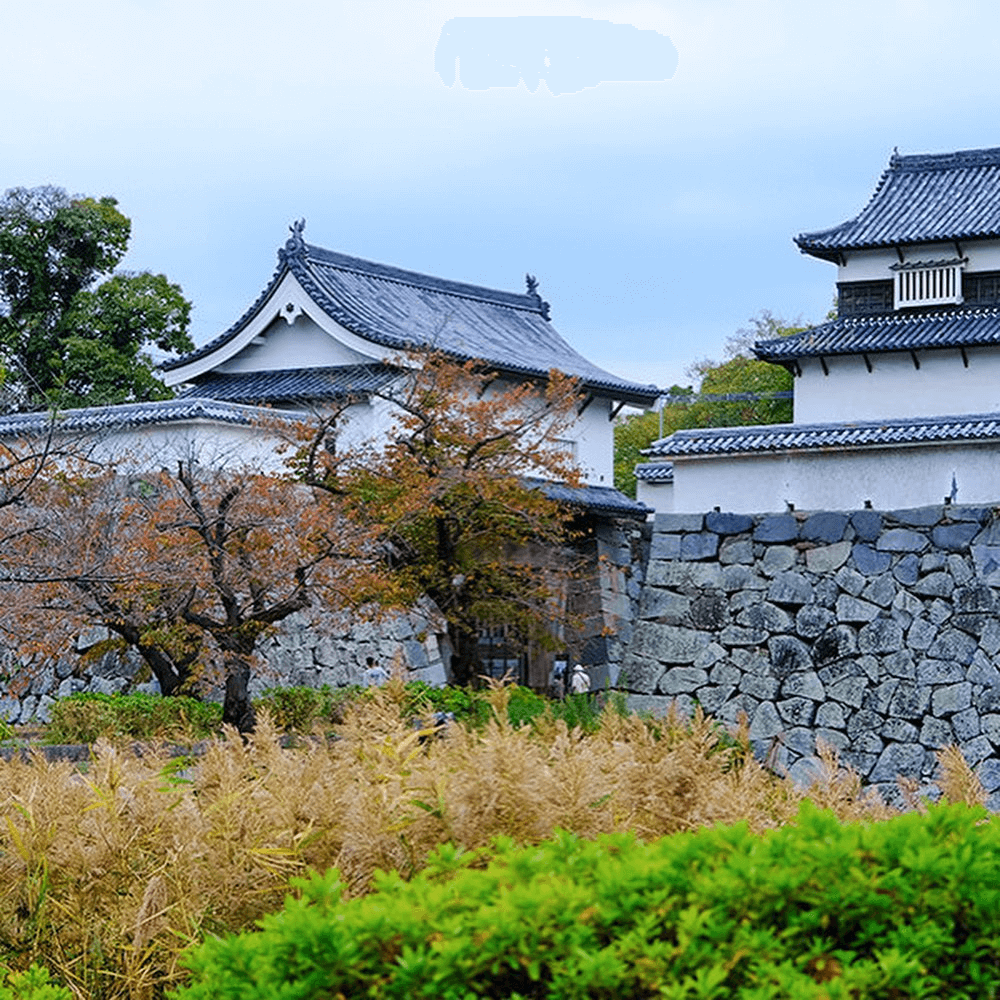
[0,678,985,998]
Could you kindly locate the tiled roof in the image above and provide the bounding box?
[165,235,661,406]
[645,411,1000,458]
[534,479,652,518]
[796,147,1000,260]
[180,364,399,404]
[0,398,306,437]
[754,305,1000,362]
[635,461,674,483]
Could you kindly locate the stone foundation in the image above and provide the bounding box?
[619,505,1000,807]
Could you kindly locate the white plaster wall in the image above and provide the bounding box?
[575,397,614,485]
[637,478,673,512]
[666,441,1000,514]
[80,420,300,475]
[216,313,375,373]
[835,239,1000,282]
[793,347,1000,423]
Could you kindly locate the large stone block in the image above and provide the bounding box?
[878,528,929,553]
[827,675,868,708]
[776,697,815,726]
[869,743,927,782]
[850,509,883,542]
[887,680,931,719]
[760,546,796,576]
[629,623,706,664]
[781,670,825,701]
[806,541,852,574]
[905,618,937,652]
[926,629,977,665]
[680,531,720,561]
[889,506,942,527]
[801,512,849,544]
[913,572,954,599]
[709,660,741,686]
[654,512,704,533]
[719,625,768,647]
[813,625,858,664]
[836,594,879,623]
[892,553,920,586]
[748,701,783,740]
[617,653,665,694]
[739,674,780,700]
[753,514,798,543]
[649,533,681,561]
[931,681,972,717]
[659,666,710,695]
[951,707,981,742]
[834,566,866,596]
[968,650,1000,687]
[738,602,792,633]
[978,758,1000,792]
[860,574,897,608]
[863,678,900,715]
[689,592,729,630]
[639,588,691,624]
[695,684,735,714]
[883,650,916,680]
[768,635,813,678]
[795,604,835,639]
[881,718,919,742]
[931,521,980,552]
[919,716,953,748]
[719,538,754,565]
[857,618,904,655]
[767,572,814,607]
[847,547,891,584]
[815,701,846,729]
[705,511,753,535]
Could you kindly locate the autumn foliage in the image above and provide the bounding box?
[298,350,586,683]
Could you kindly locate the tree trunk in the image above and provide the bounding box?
[222,656,256,733]
[448,622,482,687]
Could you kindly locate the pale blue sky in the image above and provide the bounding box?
[4,0,1000,390]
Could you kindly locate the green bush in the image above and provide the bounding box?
[255,685,362,731]
[173,803,1000,999]
[46,692,222,743]
[0,965,71,1000]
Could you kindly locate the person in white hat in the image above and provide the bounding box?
[569,663,591,696]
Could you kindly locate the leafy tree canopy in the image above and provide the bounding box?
[614,311,804,497]
[298,350,585,686]
[0,185,193,408]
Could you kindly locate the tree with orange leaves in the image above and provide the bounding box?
[298,350,584,685]
[0,458,352,731]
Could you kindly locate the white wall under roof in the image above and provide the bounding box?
[835,239,1000,282]
[793,346,1000,423]
[660,441,999,514]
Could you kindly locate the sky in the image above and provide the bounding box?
[5,0,1000,392]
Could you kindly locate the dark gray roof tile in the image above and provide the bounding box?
[755,306,1000,361]
[181,364,399,404]
[797,147,1000,259]
[647,412,1000,458]
[166,238,660,406]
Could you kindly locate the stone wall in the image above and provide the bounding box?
[0,606,449,726]
[617,505,1000,807]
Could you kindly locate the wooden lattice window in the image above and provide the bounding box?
[892,258,966,309]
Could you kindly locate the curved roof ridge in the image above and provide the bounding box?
[893,147,1000,172]
[163,257,289,371]
[754,304,1000,361]
[795,145,1000,258]
[300,243,544,313]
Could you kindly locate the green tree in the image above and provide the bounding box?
[0,186,193,408]
[614,312,801,497]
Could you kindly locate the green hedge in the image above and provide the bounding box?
[173,803,1000,999]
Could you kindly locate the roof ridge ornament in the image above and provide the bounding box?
[525,273,551,321]
[286,218,307,257]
